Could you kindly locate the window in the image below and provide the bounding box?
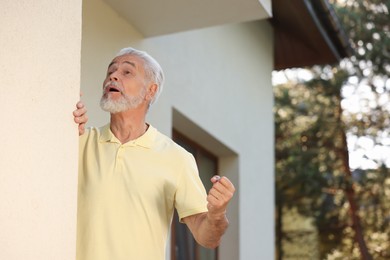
[171,129,219,260]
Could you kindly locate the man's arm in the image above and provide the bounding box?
[183,176,235,248]
[73,101,88,135]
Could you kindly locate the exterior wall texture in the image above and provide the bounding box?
[0,0,82,259]
[81,0,274,259]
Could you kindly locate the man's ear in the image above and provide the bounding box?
[146,83,158,101]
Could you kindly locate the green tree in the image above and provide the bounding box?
[329,1,390,256]
[275,0,390,259]
[274,69,355,259]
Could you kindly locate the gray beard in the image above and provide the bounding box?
[100,90,146,114]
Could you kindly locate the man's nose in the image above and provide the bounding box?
[109,71,119,81]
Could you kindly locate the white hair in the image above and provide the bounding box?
[115,47,165,106]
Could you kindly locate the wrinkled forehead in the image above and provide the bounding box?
[108,54,145,71]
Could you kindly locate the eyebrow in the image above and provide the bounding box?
[108,60,136,69]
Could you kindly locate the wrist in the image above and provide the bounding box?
[207,210,227,222]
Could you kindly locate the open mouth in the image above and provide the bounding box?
[109,87,120,92]
[105,85,121,93]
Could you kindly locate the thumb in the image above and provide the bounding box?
[210,175,221,184]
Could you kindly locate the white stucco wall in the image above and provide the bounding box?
[0,0,81,259]
[81,0,274,259]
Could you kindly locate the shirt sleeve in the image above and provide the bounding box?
[174,152,208,222]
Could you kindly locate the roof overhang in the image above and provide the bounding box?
[271,0,353,70]
[104,0,272,37]
[103,0,351,70]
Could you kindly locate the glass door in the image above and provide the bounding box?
[171,129,219,260]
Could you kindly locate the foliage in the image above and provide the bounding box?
[275,0,390,259]
[333,0,390,168]
[274,71,351,259]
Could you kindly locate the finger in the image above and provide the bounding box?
[209,185,234,206]
[210,188,233,205]
[210,178,234,195]
[207,193,228,213]
[208,187,223,200]
[76,101,84,109]
[208,185,234,206]
[210,175,221,184]
[73,106,87,117]
[74,114,88,124]
[209,176,234,198]
[207,193,224,208]
[217,177,236,193]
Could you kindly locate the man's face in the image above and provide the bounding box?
[100,54,149,113]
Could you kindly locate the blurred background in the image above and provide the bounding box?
[273,1,390,259]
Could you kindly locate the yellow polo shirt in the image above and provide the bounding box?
[76,124,208,260]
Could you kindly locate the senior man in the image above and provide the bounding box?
[73,47,235,260]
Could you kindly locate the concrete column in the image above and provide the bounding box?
[0,0,82,259]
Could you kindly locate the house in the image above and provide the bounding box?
[0,0,350,259]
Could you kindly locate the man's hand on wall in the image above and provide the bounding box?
[73,100,88,136]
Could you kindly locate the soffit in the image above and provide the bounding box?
[104,0,271,37]
[271,0,352,70]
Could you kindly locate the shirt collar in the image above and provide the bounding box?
[99,123,156,149]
